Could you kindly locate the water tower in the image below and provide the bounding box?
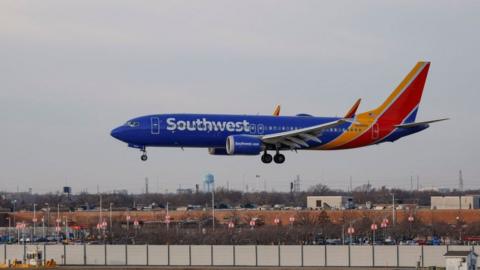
[203,173,215,192]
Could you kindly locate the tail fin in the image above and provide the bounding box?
[370,61,430,124]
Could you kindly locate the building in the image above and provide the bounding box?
[431,195,480,210]
[307,196,354,209]
[444,250,477,270]
[176,188,193,194]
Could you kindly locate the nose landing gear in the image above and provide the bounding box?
[140,147,148,161]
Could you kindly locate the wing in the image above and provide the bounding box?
[261,119,347,149]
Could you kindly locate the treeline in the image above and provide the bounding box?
[1,184,478,211]
[95,210,480,245]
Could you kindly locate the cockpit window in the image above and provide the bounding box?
[126,121,140,127]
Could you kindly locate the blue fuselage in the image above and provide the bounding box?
[110,113,425,151]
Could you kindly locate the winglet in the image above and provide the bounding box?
[273,105,281,116]
[344,98,361,118]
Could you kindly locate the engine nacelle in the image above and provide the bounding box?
[226,135,263,155]
[208,148,229,155]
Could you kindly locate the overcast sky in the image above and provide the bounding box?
[1,1,479,194]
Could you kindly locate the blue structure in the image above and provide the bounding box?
[203,173,214,192]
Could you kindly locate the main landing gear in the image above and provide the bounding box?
[140,147,148,161]
[261,150,285,164]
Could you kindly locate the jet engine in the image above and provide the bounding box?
[226,135,263,155]
[208,148,229,155]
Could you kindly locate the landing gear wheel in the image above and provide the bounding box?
[261,153,273,164]
[141,154,148,161]
[274,153,285,164]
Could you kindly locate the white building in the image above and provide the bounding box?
[444,250,477,270]
[431,195,480,210]
[307,196,354,209]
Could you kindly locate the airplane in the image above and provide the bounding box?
[111,61,447,164]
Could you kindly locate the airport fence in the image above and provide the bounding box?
[1,244,478,268]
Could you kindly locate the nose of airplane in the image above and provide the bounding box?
[110,126,124,141]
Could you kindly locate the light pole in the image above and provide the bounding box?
[347,225,355,245]
[381,219,388,241]
[56,204,60,243]
[109,203,113,242]
[211,185,215,231]
[42,217,45,238]
[12,200,17,225]
[456,216,463,242]
[408,215,414,239]
[126,212,131,242]
[166,202,169,231]
[6,217,11,243]
[45,203,50,236]
[391,193,396,225]
[99,194,102,228]
[33,203,37,239]
[64,216,68,242]
[370,223,378,245]
[16,223,20,244]
[289,216,295,228]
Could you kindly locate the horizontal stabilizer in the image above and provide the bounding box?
[395,118,449,128]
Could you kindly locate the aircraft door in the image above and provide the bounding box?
[151,117,160,135]
[371,123,379,140]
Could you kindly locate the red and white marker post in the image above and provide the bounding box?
[289,216,295,227]
[408,215,414,236]
[370,223,378,245]
[347,226,355,244]
[249,219,256,229]
[381,218,388,240]
[274,217,280,225]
